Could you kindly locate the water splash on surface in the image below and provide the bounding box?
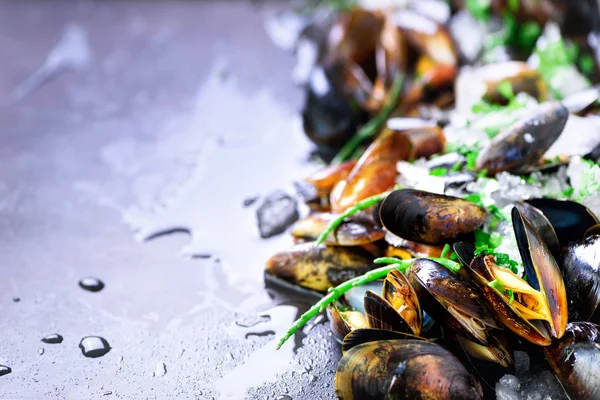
[215,305,298,400]
[123,60,315,293]
[11,23,92,103]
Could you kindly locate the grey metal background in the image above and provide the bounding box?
[0,1,338,399]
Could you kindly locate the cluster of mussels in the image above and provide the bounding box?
[265,1,600,399]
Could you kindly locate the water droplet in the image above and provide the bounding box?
[154,362,167,377]
[276,395,292,400]
[42,333,64,344]
[0,365,11,377]
[12,297,20,303]
[38,348,45,355]
[79,336,111,358]
[243,196,259,207]
[79,277,105,292]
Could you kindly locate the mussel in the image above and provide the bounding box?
[379,189,487,245]
[335,339,483,399]
[527,198,600,249]
[475,102,569,175]
[304,161,357,210]
[291,212,384,245]
[455,62,546,111]
[515,200,561,259]
[544,322,600,400]
[328,269,422,341]
[265,243,377,292]
[330,128,412,213]
[464,208,568,346]
[408,259,501,345]
[302,65,366,154]
[560,235,600,323]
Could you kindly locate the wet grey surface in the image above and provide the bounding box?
[0,1,338,399]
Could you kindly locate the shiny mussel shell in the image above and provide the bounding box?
[475,102,568,175]
[467,208,567,346]
[291,212,384,246]
[514,207,567,339]
[544,322,600,400]
[335,340,483,400]
[330,128,412,213]
[379,189,487,245]
[467,255,553,346]
[302,65,365,151]
[561,235,600,323]
[327,305,369,342]
[408,259,500,344]
[515,201,560,260]
[265,243,376,292]
[527,197,600,248]
[341,328,424,353]
[382,269,422,335]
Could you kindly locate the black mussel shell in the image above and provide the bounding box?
[335,339,483,400]
[341,328,424,353]
[512,207,568,339]
[475,102,568,175]
[453,242,476,268]
[302,65,366,157]
[544,322,600,400]
[515,201,561,260]
[467,254,553,346]
[408,259,500,345]
[561,235,600,323]
[527,198,600,249]
[364,290,412,333]
[379,189,487,245]
[265,243,377,292]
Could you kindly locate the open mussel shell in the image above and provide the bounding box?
[515,201,561,260]
[341,328,425,353]
[544,322,600,400]
[466,209,567,346]
[512,207,568,338]
[466,254,553,346]
[475,101,569,175]
[453,242,476,268]
[385,231,445,258]
[382,269,422,335]
[335,339,483,400]
[379,189,487,245]
[408,259,500,345]
[364,290,414,334]
[561,235,600,323]
[265,243,377,292]
[327,305,369,342]
[527,198,600,248]
[291,212,384,246]
[455,333,514,369]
